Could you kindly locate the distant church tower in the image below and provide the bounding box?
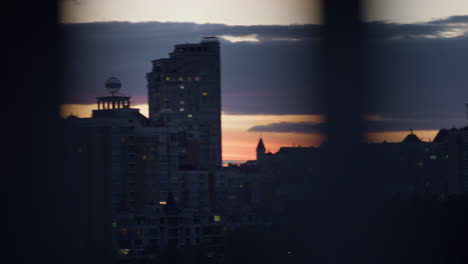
[256,138,266,162]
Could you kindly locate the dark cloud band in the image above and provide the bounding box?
[61,17,468,129]
[248,117,467,134]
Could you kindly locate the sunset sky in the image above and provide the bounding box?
[59,1,468,162]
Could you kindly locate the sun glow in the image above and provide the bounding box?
[60,104,442,163]
[60,104,324,162]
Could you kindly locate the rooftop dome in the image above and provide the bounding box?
[66,114,78,120]
[402,133,422,143]
[105,77,122,94]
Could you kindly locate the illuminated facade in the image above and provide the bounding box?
[147,37,222,169]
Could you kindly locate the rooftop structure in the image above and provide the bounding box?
[97,77,131,110]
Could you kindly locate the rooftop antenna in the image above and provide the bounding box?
[410,129,414,134]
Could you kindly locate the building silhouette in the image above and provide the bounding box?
[64,78,185,261]
[256,138,266,164]
[251,131,460,200]
[147,37,222,170]
[433,126,468,195]
[65,72,227,262]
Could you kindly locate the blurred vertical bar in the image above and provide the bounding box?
[319,0,373,263]
[3,1,88,264]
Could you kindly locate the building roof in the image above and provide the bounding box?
[402,132,422,143]
[65,114,78,120]
[256,138,265,151]
[433,128,448,143]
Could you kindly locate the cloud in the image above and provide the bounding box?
[366,15,468,39]
[428,15,468,25]
[60,21,321,115]
[60,17,468,129]
[248,114,466,134]
[219,34,260,43]
[248,121,323,133]
[366,118,457,132]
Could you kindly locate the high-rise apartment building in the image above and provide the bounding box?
[65,77,226,261]
[147,37,222,169]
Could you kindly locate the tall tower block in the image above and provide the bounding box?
[147,37,222,169]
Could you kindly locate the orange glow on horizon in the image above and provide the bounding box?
[60,104,441,163]
[60,103,149,118]
[60,104,325,162]
[221,113,325,162]
[367,130,439,143]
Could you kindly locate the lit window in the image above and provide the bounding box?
[179,107,185,111]
[179,84,185,89]
[239,183,245,188]
[179,101,185,104]
[429,155,437,160]
[118,249,130,255]
[178,77,184,81]
[417,162,423,167]
[213,215,221,222]
[187,114,193,118]
[112,222,117,228]
[194,76,200,81]
[187,77,192,81]
[202,92,208,96]
[159,201,167,205]
[142,155,147,160]
[165,77,171,81]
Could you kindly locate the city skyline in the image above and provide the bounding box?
[60,18,467,162]
[6,2,468,263]
[61,102,445,163]
[59,1,468,163]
